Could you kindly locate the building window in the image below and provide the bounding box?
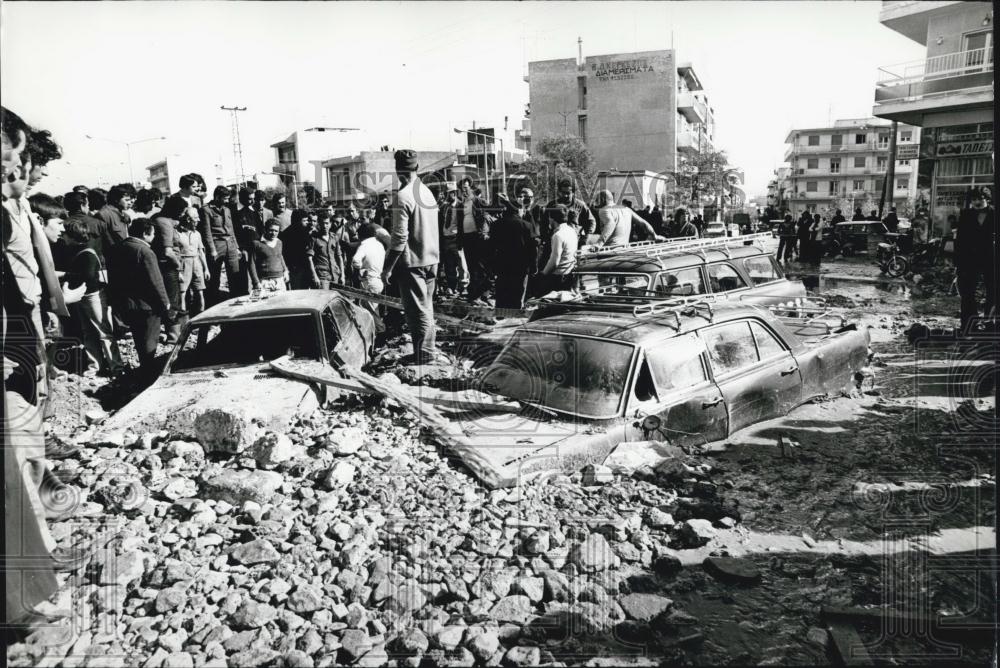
[829,181,838,194]
[807,135,820,146]
[831,134,843,147]
[578,79,587,110]
[877,134,889,148]
[898,159,910,166]
[855,133,866,145]
[852,180,864,191]
[278,145,297,163]
[342,168,350,195]
[899,130,912,142]
[830,159,841,173]
[854,157,866,168]
[896,178,908,190]
[578,116,587,141]
[807,158,819,169]
[877,157,887,171]
[806,181,817,192]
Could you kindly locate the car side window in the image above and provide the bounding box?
[322,310,340,358]
[654,267,705,296]
[631,359,658,404]
[645,333,708,392]
[703,322,758,375]
[750,321,786,359]
[742,257,780,285]
[707,263,748,293]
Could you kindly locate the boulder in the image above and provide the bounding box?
[502,646,541,667]
[703,557,760,584]
[569,534,620,573]
[230,539,281,565]
[286,585,325,613]
[201,470,283,506]
[320,462,356,490]
[490,595,534,624]
[327,427,366,456]
[250,432,302,468]
[618,593,672,622]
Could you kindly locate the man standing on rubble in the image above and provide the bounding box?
[383,150,442,365]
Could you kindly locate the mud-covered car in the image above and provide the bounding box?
[571,244,804,302]
[462,301,870,482]
[99,290,375,451]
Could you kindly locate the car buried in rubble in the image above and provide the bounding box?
[458,298,871,483]
[97,291,375,451]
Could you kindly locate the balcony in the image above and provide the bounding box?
[677,92,708,124]
[879,2,966,44]
[874,47,994,123]
[784,141,883,161]
[676,131,700,153]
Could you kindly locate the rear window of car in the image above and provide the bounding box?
[575,273,649,292]
[707,263,748,293]
[742,256,782,285]
[170,314,320,372]
[654,267,706,297]
[702,321,758,375]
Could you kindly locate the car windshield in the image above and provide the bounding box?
[170,314,321,372]
[479,331,635,418]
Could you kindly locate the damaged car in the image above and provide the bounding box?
[457,300,870,484]
[98,291,375,452]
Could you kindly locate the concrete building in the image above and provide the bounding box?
[270,129,363,195]
[525,49,715,175]
[873,0,993,234]
[782,118,921,215]
[312,151,463,205]
[146,155,219,195]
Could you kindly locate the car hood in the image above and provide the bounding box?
[97,363,321,449]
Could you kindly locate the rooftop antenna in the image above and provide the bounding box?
[578,36,583,66]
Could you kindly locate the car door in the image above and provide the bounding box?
[700,319,802,435]
[706,261,751,297]
[323,303,367,368]
[623,333,728,449]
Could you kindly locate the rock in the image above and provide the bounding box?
[385,584,427,616]
[287,585,324,613]
[320,462,356,490]
[652,554,683,577]
[251,431,302,468]
[703,557,760,584]
[465,628,499,661]
[193,408,265,455]
[155,587,186,614]
[618,593,672,622]
[433,626,465,651]
[502,646,541,667]
[162,477,198,501]
[523,531,550,555]
[540,570,571,603]
[357,647,390,667]
[327,427,366,456]
[228,647,279,667]
[231,539,281,565]
[806,626,828,648]
[674,519,716,548]
[201,469,283,505]
[511,577,544,603]
[99,551,146,588]
[580,464,613,485]
[281,649,314,668]
[395,628,429,655]
[230,599,277,629]
[163,652,194,668]
[604,441,680,474]
[568,534,620,573]
[645,508,675,529]
[490,595,534,624]
[339,629,372,663]
[85,408,109,425]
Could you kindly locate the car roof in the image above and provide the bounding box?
[190,290,342,324]
[517,303,770,345]
[576,244,766,273]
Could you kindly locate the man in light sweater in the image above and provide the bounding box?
[383,150,442,365]
[537,204,577,295]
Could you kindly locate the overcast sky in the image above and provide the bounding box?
[1,1,926,197]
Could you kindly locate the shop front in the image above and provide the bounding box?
[917,123,994,237]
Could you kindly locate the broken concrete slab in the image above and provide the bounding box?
[703,557,761,584]
[200,469,284,506]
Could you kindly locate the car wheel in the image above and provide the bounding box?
[841,244,855,257]
[885,256,908,278]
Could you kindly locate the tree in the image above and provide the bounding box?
[513,135,596,203]
[662,149,742,218]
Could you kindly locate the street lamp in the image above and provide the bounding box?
[85,135,166,186]
[455,128,505,201]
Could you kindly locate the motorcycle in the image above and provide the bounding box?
[877,236,942,278]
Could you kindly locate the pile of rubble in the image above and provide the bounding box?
[11,397,748,668]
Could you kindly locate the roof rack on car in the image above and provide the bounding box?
[577,236,697,259]
[642,232,773,259]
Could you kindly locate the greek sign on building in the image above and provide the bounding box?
[592,58,657,82]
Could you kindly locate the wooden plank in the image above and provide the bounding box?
[268,356,514,489]
[326,283,499,332]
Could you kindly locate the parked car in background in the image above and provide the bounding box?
[571,244,805,302]
[828,220,889,256]
[98,291,375,451]
[704,220,727,237]
[467,302,871,481]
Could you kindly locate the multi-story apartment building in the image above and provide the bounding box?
[526,49,715,176]
[270,129,363,197]
[873,1,993,234]
[782,118,921,215]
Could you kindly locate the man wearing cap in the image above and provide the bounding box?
[955,187,995,331]
[438,182,469,297]
[383,150,442,365]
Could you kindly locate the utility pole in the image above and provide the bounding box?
[879,120,898,218]
[221,105,247,187]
